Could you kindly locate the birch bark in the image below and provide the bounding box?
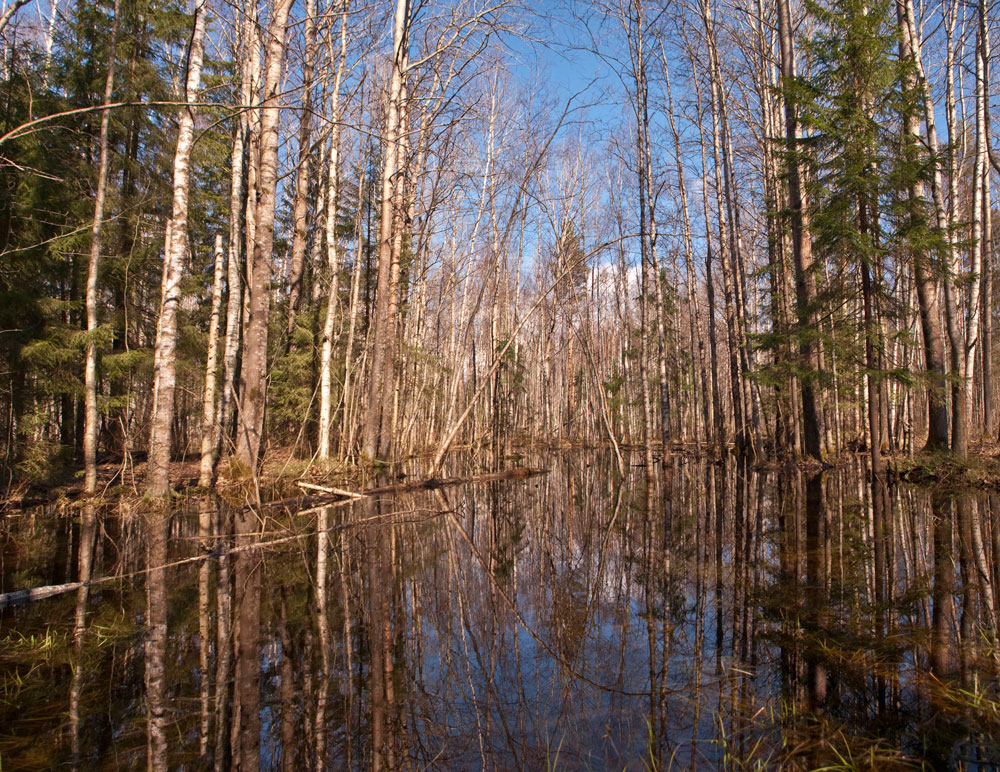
[317,0,350,460]
[146,0,208,496]
[198,234,225,486]
[235,0,295,470]
[362,0,409,461]
[83,0,119,495]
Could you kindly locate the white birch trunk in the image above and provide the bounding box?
[317,0,349,460]
[83,0,119,495]
[198,234,225,487]
[146,0,207,497]
[234,0,294,469]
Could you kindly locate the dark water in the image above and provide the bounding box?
[2,452,999,770]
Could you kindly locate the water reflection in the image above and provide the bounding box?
[2,453,1000,769]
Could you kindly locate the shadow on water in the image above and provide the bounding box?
[2,451,1000,770]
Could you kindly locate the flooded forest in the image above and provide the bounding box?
[2,0,1000,766]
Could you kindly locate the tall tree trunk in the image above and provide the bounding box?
[215,8,256,468]
[624,1,657,472]
[235,0,295,471]
[199,235,226,486]
[692,64,725,448]
[777,0,823,461]
[146,0,208,496]
[363,0,409,461]
[339,142,369,458]
[943,0,968,456]
[284,0,317,345]
[84,0,120,495]
[647,133,671,450]
[754,6,797,454]
[241,10,262,349]
[860,202,883,475]
[381,80,411,457]
[981,0,994,438]
[626,10,670,450]
[702,0,757,453]
[703,12,743,452]
[41,0,59,84]
[662,49,701,449]
[963,1,988,455]
[317,2,350,460]
[895,0,950,450]
[984,156,994,436]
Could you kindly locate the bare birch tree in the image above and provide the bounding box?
[234,0,295,471]
[146,0,208,496]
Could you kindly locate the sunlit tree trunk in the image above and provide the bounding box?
[702,0,757,453]
[214,8,256,474]
[317,3,349,460]
[146,0,208,496]
[41,0,59,83]
[979,0,994,438]
[662,52,702,449]
[692,65,725,448]
[199,236,226,486]
[754,8,797,453]
[943,0,967,457]
[235,0,295,471]
[284,0,317,345]
[895,0,949,450]
[339,143,369,458]
[963,1,988,455]
[983,166,994,437]
[703,12,744,451]
[621,0,656,471]
[363,0,410,461]
[84,0,120,495]
[625,11,670,449]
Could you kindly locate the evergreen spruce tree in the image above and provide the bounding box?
[788,0,938,469]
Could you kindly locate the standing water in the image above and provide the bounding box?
[1,452,998,770]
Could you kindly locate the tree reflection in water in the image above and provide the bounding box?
[2,451,999,769]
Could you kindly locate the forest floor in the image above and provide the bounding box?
[8,440,1000,511]
[890,442,1000,491]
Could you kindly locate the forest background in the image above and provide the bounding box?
[0,0,996,497]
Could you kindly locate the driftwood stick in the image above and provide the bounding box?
[262,467,548,511]
[294,480,364,498]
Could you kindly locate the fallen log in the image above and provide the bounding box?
[261,467,548,512]
[0,468,548,610]
[294,480,364,498]
[0,582,85,609]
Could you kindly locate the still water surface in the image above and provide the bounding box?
[1,452,999,770]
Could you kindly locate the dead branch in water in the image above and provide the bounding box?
[261,466,548,512]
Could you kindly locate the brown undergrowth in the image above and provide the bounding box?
[11,439,1000,512]
[889,443,1000,492]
